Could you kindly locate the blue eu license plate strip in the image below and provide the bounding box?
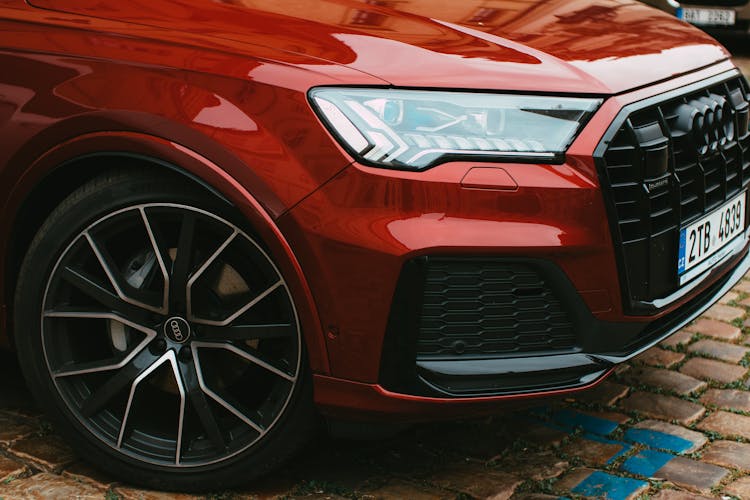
[678,229,687,275]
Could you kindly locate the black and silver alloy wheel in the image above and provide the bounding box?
[15,171,313,490]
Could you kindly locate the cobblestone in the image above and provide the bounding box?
[700,388,750,411]
[560,436,627,466]
[629,420,707,453]
[688,339,750,363]
[635,348,685,368]
[679,357,748,384]
[684,318,742,341]
[0,48,748,500]
[113,487,214,500]
[574,381,630,406]
[0,414,35,445]
[723,476,750,499]
[719,291,740,304]
[618,391,705,425]
[0,472,106,498]
[732,278,750,294]
[430,466,521,500]
[62,462,117,490]
[698,410,750,440]
[0,455,26,483]
[701,440,750,471]
[357,480,447,500]
[651,490,714,500]
[660,329,695,348]
[702,303,745,322]
[491,450,568,483]
[9,435,77,472]
[651,456,728,495]
[553,467,598,494]
[582,409,630,424]
[517,423,569,448]
[623,366,706,395]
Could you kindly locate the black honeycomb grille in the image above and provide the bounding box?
[416,260,577,357]
[599,75,750,306]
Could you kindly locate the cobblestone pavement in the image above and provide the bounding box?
[1,51,750,500]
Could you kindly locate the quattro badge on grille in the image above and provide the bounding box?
[646,178,669,191]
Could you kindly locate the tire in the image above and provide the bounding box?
[14,169,315,491]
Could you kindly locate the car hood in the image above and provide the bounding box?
[30,0,731,94]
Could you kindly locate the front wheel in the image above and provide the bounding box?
[14,170,314,491]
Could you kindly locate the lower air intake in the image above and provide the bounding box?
[417,259,577,358]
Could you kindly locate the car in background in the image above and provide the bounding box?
[641,0,750,37]
[1,0,750,493]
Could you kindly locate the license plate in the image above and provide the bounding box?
[678,192,746,283]
[678,7,736,26]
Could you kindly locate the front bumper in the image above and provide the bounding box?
[313,247,749,423]
[276,62,749,419]
[380,248,750,400]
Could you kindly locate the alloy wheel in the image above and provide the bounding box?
[40,203,301,467]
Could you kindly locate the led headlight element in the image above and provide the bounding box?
[310,88,601,170]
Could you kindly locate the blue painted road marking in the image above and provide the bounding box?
[552,410,620,436]
[571,471,648,500]
[623,428,694,454]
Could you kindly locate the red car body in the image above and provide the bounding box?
[1,0,749,450]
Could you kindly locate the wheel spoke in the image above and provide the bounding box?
[139,208,170,312]
[117,350,186,465]
[60,267,153,323]
[80,347,159,418]
[186,228,238,320]
[173,356,187,465]
[199,322,295,341]
[192,341,295,382]
[43,311,157,378]
[190,280,283,327]
[44,305,117,318]
[191,345,264,434]
[170,213,197,312]
[85,232,166,314]
[177,355,226,453]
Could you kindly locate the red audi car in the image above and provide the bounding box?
[1,0,749,491]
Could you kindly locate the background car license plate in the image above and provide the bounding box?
[678,191,746,279]
[678,7,736,26]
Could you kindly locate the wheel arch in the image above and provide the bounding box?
[0,132,330,375]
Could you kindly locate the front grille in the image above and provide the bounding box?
[598,74,750,307]
[416,259,577,357]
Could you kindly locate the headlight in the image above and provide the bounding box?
[309,88,601,170]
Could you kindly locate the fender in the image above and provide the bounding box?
[0,130,330,374]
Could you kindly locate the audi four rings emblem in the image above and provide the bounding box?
[675,93,736,155]
[164,316,191,343]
